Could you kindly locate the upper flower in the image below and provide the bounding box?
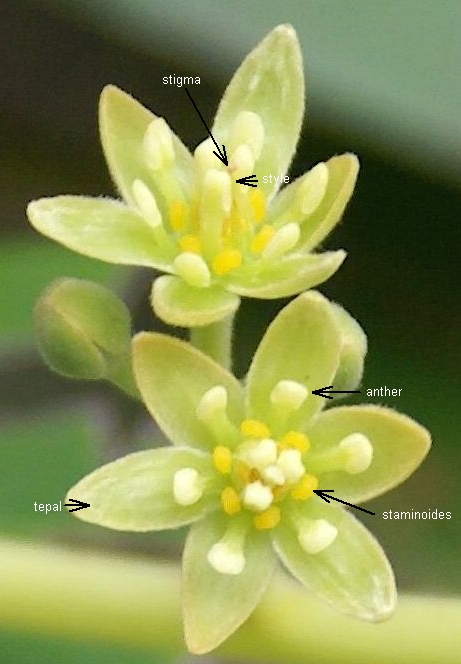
[65,291,430,653]
[27,25,359,327]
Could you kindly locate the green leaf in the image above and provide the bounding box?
[27,196,172,269]
[245,291,342,429]
[227,251,345,298]
[268,154,359,250]
[99,85,195,212]
[66,448,217,531]
[151,275,240,327]
[273,499,396,621]
[330,301,367,396]
[306,405,431,503]
[213,25,304,198]
[183,513,276,654]
[133,333,244,450]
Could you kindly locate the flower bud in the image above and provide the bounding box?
[34,278,133,387]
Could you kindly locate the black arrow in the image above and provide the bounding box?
[312,385,361,400]
[185,88,228,166]
[235,174,258,188]
[313,490,375,515]
[65,498,90,513]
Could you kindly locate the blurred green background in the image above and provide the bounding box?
[1,1,460,662]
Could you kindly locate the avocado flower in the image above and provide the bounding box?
[27,25,358,327]
[66,291,430,653]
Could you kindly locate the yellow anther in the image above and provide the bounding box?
[221,486,241,515]
[169,201,186,231]
[233,459,251,486]
[240,419,270,439]
[179,234,201,254]
[280,431,310,454]
[249,189,266,224]
[212,446,233,474]
[212,248,242,276]
[250,225,275,253]
[291,473,319,501]
[253,505,281,530]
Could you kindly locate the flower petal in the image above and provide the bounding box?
[133,332,244,450]
[27,196,172,269]
[212,25,304,198]
[330,301,367,397]
[99,85,195,211]
[227,250,346,298]
[246,291,342,426]
[273,499,396,621]
[183,513,276,654]
[307,405,431,503]
[268,154,359,250]
[65,448,216,531]
[151,275,240,327]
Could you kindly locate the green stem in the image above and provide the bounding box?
[190,314,234,369]
[2,537,461,663]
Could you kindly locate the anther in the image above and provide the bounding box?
[229,111,265,161]
[132,179,162,228]
[297,162,329,217]
[173,252,211,288]
[298,518,338,554]
[262,222,300,260]
[194,138,219,171]
[242,438,278,471]
[270,380,308,413]
[173,467,203,506]
[207,524,247,575]
[143,118,175,171]
[196,386,237,443]
[276,449,305,484]
[339,433,373,474]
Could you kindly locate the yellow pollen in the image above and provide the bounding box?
[250,225,275,253]
[253,505,281,530]
[169,201,186,231]
[221,486,241,515]
[291,473,319,500]
[280,431,310,453]
[212,248,243,275]
[178,234,201,254]
[212,446,233,474]
[240,419,270,439]
[249,189,266,223]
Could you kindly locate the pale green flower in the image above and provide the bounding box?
[27,25,358,327]
[66,291,430,653]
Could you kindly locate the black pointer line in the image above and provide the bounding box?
[312,385,361,400]
[64,498,90,513]
[314,490,375,515]
[184,88,228,166]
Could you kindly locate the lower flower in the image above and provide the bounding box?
[66,291,430,653]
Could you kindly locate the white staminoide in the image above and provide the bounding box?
[297,162,329,216]
[229,111,265,161]
[202,169,232,217]
[298,518,338,554]
[132,179,162,228]
[230,144,255,181]
[195,385,228,424]
[242,480,273,512]
[261,464,285,486]
[143,117,175,171]
[173,252,211,289]
[207,540,246,575]
[262,222,300,260]
[270,380,308,413]
[173,468,203,506]
[242,438,278,471]
[276,449,305,484]
[339,433,373,474]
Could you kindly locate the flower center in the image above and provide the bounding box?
[131,110,330,288]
